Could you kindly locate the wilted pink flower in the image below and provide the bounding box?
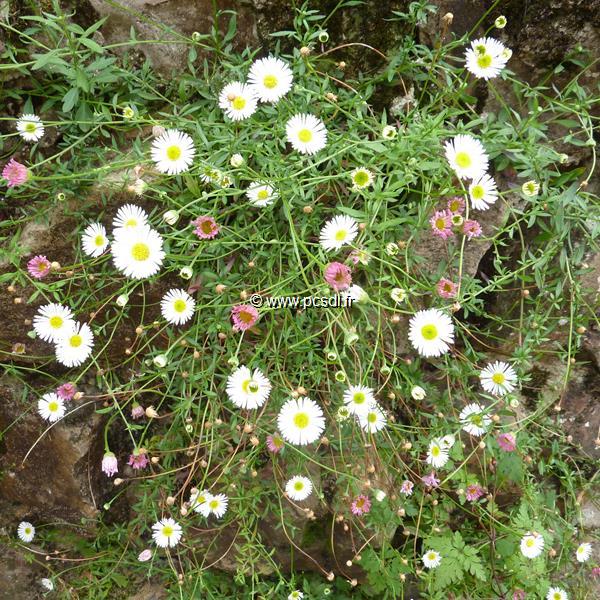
[192,216,220,239]
[421,472,440,489]
[128,450,149,470]
[231,304,259,332]
[266,432,284,453]
[497,432,517,452]
[324,262,352,291]
[351,494,372,516]
[138,548,152,562]
[465,483,484,502]
[592,566,600,578]
[349,248,370,265]
[512,590,526,600]
[400,480,414,496]
[447,196,465,214]
[56,382,76,401]
[102,452,118,477]
[430,210,454,239]
[463,219,482,239]
[436,278,458,299]
[2,158,28,187]
[27,255,51,279]
[131,402,145,419]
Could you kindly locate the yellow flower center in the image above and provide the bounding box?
[477,53,493,68]
[49,316,63,329]
[294,481,304,491]
[25,122,36,132]
[298,128,313,143]
[421,324,438,341]
[435,217,446,230]
[526,538,534,547]
[94,234,105,246]
[553,594,561,600]
[455,151,472,168]
[428,552,437,560]
[232,96,246,110]
[257,190,269,200]
[125,218,138,227]
[353,392,366,405]
[263,74,278,89]
[492,372,505,384]
[131,242,150,261]
[334,229,347,241]
[209,499,219,510]
[162,525,173,537]
[367,412,377,423]
[241,379,259,393]
[48,401,58,412]
[293,412,309,429]
[471,185,484,199]
[431,446,440,457]
[470,414,483,426]
[173,299,187,313]
[166,145,182,161]
[69,334,82,348]
[353,170,370,186]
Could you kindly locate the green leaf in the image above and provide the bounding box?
[79,37,105,54]
[62,87,80,112]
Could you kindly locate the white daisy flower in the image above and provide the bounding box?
[160,289,195,325]
[286,113,328,155]
[444,134,489,180]
[411,385,426,400]
[16,114,45,142]
[422,549,442,569]
[350,167,374,190]
[55,322,94,368]
[206,493,229,518]
[285,475,313,501]
[37,392,66,422]
[277,396,325,445]
[189,489,211,516]
[358,404,387,434]
[151,517,182,548]
[440,434,456,450]
[546,588,568,600]
[408,308,454,358]
[288,591,304,600]
[520,532,544,558]
[522,180,540,197]
[247,56,293,103]
[465,37,509,80]
[319,215,358,251]
[426,439,449,468]
[575,542,592,563]
[226,365,271,409]
[113,204,149,231]
[479,361,517,396]
[81,223,109,257]
[246,181,279,207]
[33,303,75,343]
[343,385,375,416]
[40,578,54,591]
[111,226,165,279]
[17,521,35,543]
[459,403,491,437]
[469,174,498,210]
[151,129,196,175]
[219,82,258,121]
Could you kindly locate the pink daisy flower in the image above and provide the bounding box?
[2,158,28,187]
[436,278,458,299]
[351,494,372,516]
[27,255,51,279]
[400,480,414,496]
[447,196,465,214]
[463,219,482,239]
[430,210,454,239]
[231,304,259,332]
[56,382,77,401]
[131,402,145,419]
[324,261,352,291]
[421,472,440,489]
[465,483,485,502]
[512,590,526,600]
[496,432,517,452]
[266,432,284,453]
[192,216,220,239]
[128,450,149,470]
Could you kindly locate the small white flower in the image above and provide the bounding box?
[160,289,195,325]
[226,365,271,409]
[344,284,369,304]
[374,489,387,502]
[246,181,278,207]
[17,521,35,543]
[575,542,592,563]
[38,392,66,422]
[285,476,313,501]
[459,403,491,437]
[153,354,168,368]
[116,294,129,307]
[426,439,449,468]
[111,226,165,279]
[40,578,54,591]
[546,587,568,600]
[55,322,94,368]
[494,16,507,29]
[33,303,75,343]
[113,204,149,231]
[230,153,244,167]
[286,113,328,155]
[343,384,375,416]
[151,518,182,548]
[469,174,498,210]
[479,361,517,396]
[278,397,325,445]
[288,591,304,600]
[465,37,509,80]
[16,114,45,142]
[422,549,441,569]
[520,531,544,558]
[81,223,109,257]
[189,489,211,516]
[522,180,540,197]
[137,549,152,562]
[390,288,407,303]
[440,434,456,450]
[162,210,179,225]
[219,82,258,121]
[151,129,196,175]
[206,493,229,518]
[411,385,426,400]
[179,266,193,280]
[358,404,387,434]
[408,308,455,358]
[350,167,374,190]
[381,125,397,139]
[444,134,489,180]
[319,215,358,251]
[248,56,293,103]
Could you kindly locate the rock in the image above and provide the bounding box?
[128,582,168,600]
[0,545,45,600]
[580,492,600,529]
